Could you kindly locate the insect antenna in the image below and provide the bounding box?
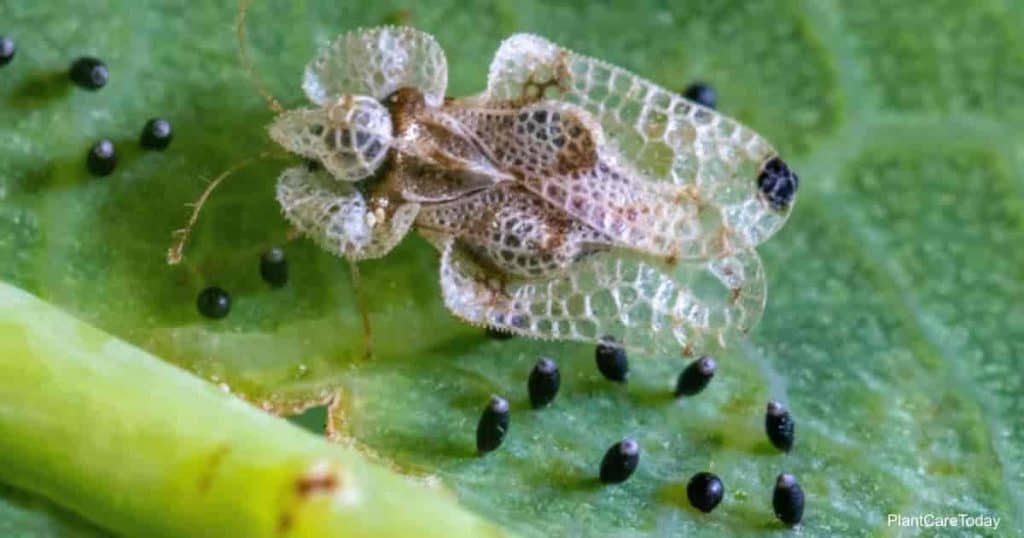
[237,0,285,115]
[243,0,381,354]
[167,1,293,265]
[166,150,279,265]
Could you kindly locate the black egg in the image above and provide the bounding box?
[0,36,16,66]
[527,357,560,408]
[260,246,288,288]
[675,355,717,397]
[86,139,117,176]
[140,118,173,150]
[757,157,799,211]
[485,326,515,340]
[599,438,640,484]
[683,82,717,109]
[687,471,724,513]
[476,395,510,454]
[197,286,231,319]
[595,335,628,382]
[766,400,796,452]
[69,56,108,90]
[773,473,805,526]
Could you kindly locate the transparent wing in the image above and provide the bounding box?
[417,183,612,279]
[483,33,796,251]
[268,96,392,181]
[438,236,766,355]
[446,100,712,259]
[276,166,418,260]
[304,26,447,107]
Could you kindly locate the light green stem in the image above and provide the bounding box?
[0,282,510,538]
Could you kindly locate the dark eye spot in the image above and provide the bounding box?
[757,156,799,211]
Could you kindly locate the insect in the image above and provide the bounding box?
[170,18,798,357]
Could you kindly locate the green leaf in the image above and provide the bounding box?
[1,0,1021,536]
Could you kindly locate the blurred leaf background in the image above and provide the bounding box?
[1,0,1022,536]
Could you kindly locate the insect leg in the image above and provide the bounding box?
[348,260,374,360]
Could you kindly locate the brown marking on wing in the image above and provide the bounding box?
[555,124,598,174]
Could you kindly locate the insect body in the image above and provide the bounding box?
[268,27,797,355]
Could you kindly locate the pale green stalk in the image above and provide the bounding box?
[0,282,510,538]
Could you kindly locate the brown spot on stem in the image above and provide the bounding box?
[276,512,293,535]
[296,469,339,497]
[197,444,231,493]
